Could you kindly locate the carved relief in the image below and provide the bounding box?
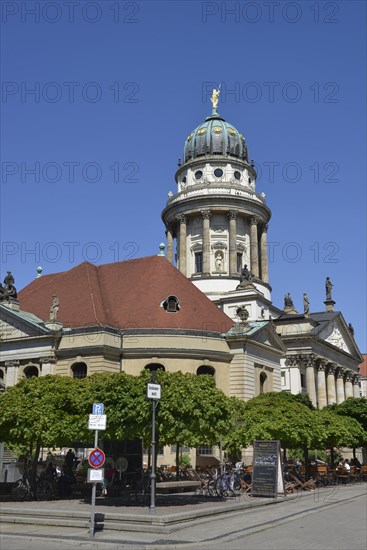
[325,327,348,352]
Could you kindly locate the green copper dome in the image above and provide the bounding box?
[184,112,248,164]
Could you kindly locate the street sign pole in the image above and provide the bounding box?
[89,428,99,538]
[150,398,157,514]
[147,370,162,514]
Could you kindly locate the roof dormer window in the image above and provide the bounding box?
[162,295,180,312]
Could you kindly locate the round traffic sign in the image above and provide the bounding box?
[88,448,105,469]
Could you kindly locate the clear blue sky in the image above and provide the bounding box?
[1,1,366,351]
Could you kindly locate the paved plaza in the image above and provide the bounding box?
[0,484,366,549]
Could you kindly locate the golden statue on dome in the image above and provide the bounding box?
[211,86,221,110]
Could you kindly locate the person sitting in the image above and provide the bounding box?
[343,459,351,472]
[102,463,117,496]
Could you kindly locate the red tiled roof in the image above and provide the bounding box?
[360,354,367,377]
[18,257,233,333]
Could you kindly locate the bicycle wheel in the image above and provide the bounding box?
[207,479,217,497]
[233,475,242,496]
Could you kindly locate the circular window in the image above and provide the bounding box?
[182,176,187,184]
[195,170,203,180]
[214,168,223,178]
[234,171,241,181]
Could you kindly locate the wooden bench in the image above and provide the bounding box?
[156,480,201,494]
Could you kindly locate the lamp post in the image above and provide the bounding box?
[146,364,161,514]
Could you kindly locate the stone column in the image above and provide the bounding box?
[201,210,211,275]
[352,375,360,398]
[177,214,187,276]
[303,355,317,408]
[285,355,302,394]
[326,363,337,405]
[166,226,174,264]
[250,216,259,278]
[316,360,327,409]
[40,356,56,376]
[5,360,19,386]
[345,372,354,399]
[228,210,238,276]
[260,224,269,283]
[336,368,345,404]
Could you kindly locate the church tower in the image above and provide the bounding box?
[162,90,273,321]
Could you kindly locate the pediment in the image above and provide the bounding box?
[0,306,48,341]
[250,323,286,353]
[314,314,360,358]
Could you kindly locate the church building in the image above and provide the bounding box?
[0,91,363,466]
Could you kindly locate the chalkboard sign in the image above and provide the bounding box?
[251,440,284,498]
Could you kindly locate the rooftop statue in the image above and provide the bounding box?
[0,271,17,302]
[303,292,310,315]
[284,293,294,309]
[325,277,333,300]
[49,295,60,321]
[211,87,220,110]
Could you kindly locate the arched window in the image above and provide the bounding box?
[260,372,267,394]
[197,365,215,376]
[72,362,87,379]
[24,366,39,378]
[144,363,165,373]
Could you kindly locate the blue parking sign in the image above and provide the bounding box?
[92,403,104,415]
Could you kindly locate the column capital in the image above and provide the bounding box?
[201,209,212,219]
[352,373,360,384]
[335,367,345,379]
[326,363,337,375]
[344,371,354,382]
[250,215,260,226]
[262,223,269,233]
[299,353,316,368]
[317,358,328,371]
[40,356,56,364]
[228,210,238,220]
[176,214,187,224]
[5,360,20,368]
[285,355,299,367]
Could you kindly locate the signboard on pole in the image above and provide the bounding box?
[88,414,107,430]
[251,440,285,498]
[88,468,104,483]
[147,383,161,399]
[88,448,106,469]
[92,403,104,415]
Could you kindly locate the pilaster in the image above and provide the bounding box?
[250,216,259,278]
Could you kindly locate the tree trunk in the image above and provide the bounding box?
[176,445,180,480]
[31,439,42,491]
[283,448,287,463]
[353,448,356,461]
[303,447,310,480]
[330,448,334,467]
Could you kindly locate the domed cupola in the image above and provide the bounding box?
[184,113,248,164]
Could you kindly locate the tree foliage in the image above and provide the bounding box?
[331,397,367,432]
[0,375,85,455]
[316,407,367,449]
[224,392,320,452]
[150,370,234,447]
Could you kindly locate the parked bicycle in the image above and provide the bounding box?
[215,464,243,497]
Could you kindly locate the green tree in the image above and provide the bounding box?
[224,392,322,477]
[316,406,367,465]
[0,375,85,483]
